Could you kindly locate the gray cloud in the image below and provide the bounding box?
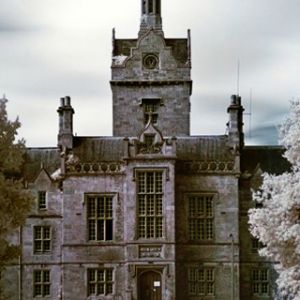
[1,0,299,146]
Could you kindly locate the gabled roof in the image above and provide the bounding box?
[241,146,291,175]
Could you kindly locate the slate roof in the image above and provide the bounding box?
[73,136,124,162]
[176,135,233,161]
[24,138,291,182]
[23,147,60,182]
[241,146,291,175]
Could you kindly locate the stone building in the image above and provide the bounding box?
[2,0,290,299]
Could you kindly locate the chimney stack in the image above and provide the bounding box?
[227,94,244,153]
[57,96,74,150]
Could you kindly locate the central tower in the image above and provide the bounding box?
[111,0,192,137]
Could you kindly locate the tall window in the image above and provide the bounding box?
[142,99,159,124]
[87,195,113,241]
[188,194,214,240]
[137,171,163,238]
[38,191,46,210]
[87,268,114,296]
[252,268,269,296]
[33,226,51,253]
[33,270,50,297]
[188,267,215,296]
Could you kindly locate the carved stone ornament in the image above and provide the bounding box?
[137,116,164,154]
[143,53,159,69]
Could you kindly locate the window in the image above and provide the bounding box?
[38,191,46,210]
[137,171,163,238]
[142,99,159,124]
[188,194,214,240]
[144,134,155,148]
[33,270,50,297]
[188,267,215,296]
[33,226,51,253]
[251,238,264,253]
[87,268,113,296]
[252,268,269,296]
[87,195,113,241]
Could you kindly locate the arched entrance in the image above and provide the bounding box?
[138,270,162,300]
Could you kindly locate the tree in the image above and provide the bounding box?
[249,101,300,299]
[0,97,33,295]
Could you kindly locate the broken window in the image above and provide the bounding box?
[142,99,160,125]
[87,195,113,241]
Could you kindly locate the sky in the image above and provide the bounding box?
[1,0,300,147]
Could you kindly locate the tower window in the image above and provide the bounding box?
[188,194,214,241]
[137,171,163,238]
[87,195,113,241]
[142,98,160,124]
[149,0,153,13]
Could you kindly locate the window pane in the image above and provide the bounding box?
[188,195,214,240]
[87,195,114,241]
[137,171,163,239]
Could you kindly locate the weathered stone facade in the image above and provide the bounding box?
[2,1,290,299]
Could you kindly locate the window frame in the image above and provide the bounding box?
[186,193,216,242]
[87,268,114,296]
[33,226,51,254]
[33,269,51,297]
[188,266,215,296]
[136,170,164,239]
[85,193,116,242]
[141,98,161,125]
[251,268,269,296]
[37,190,47,210]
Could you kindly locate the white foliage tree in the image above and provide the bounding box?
[249,101,300,300]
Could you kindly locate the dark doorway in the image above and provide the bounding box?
[138,270,162,300]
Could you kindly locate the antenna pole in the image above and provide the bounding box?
[237,59,240,96]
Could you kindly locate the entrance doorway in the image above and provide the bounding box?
[138,270,162,300]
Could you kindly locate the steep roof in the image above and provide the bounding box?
[73,136,124,162]
[241,146,291,175]
[23,147,60,182]
[176,135,233,161]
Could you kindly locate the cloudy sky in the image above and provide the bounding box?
[1,0,300,147]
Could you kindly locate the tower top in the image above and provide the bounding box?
[139,0,163,36]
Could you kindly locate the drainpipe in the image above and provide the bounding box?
[19,226,23,300]
[229,233,234,300]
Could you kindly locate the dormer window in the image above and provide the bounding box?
[142,98,160,124]
[38,191,47,210]
[144,134,155,148]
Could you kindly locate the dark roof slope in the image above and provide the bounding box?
[73,137,124,162]
[176,135,233,161]
[23,148,60,182]
[241,146,291,175]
